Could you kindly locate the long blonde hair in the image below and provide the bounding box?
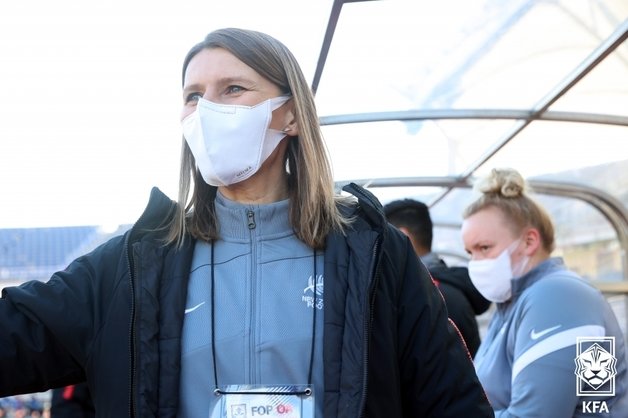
[463,168,555,253]
[166,28,349,249]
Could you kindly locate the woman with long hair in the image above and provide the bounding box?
[0,28,492,418]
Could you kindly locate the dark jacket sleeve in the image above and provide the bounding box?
[391,230,493,417]
[0,278,88,395]
[0,234,127,396]
[433,281,482,357]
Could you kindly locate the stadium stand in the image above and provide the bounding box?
[0,225,131,288]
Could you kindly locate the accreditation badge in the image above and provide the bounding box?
[209,385,315,418]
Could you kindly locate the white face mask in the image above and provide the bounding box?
[182,96,291,187]
[468,239,529,303]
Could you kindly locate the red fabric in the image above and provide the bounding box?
[62,385,75,400]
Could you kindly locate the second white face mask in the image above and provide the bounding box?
[468,246,514,303]
[182,96,291,187]
[468,239,525,303]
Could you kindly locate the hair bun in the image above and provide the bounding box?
[475,168,527,198]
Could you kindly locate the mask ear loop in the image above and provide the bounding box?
[269,95,292,111]
[509,237,531,278]
[268,96,295,139]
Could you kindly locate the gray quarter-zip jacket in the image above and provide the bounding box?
[475,257,628,417]
[178,192,325,417]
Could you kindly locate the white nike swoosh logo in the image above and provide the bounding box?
[530,324,561,340]
[184,301,206,314]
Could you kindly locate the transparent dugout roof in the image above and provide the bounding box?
[309,1,628,279]
[313,0,628,201]
[316,0,628,113]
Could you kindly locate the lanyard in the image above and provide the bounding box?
[210,241,317,396]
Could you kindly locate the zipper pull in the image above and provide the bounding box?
[247,210,256,230]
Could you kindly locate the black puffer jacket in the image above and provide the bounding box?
[429,260,492,357]
[0,184,493,417]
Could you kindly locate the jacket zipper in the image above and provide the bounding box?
[345,183,386,417]
[247,210,256,230]
[358,236,382,418]
[124,201,158,418]
[247,209,256,382]
[125,237,138,418]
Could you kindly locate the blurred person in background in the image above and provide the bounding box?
[384,198,490,357]
[462,167,628,417]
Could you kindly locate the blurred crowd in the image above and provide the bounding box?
[0,394,49,418]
